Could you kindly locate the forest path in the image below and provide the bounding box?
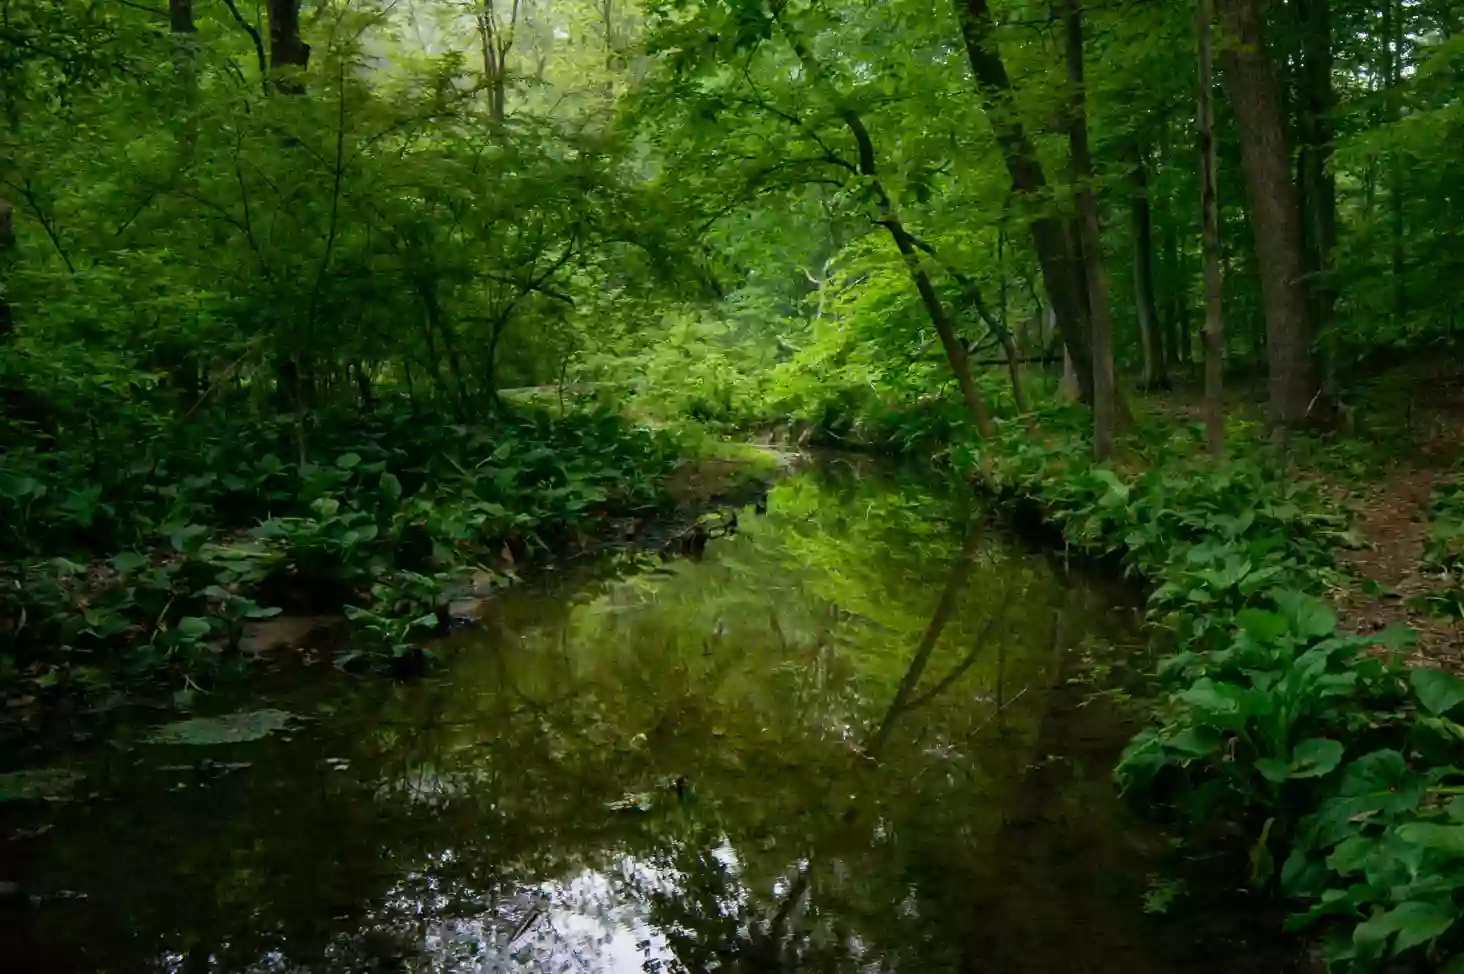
[1327,373,1464,671]
[1332,462,1464,669]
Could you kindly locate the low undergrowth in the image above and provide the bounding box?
[0,404,685,694]
[1421,475,1464,620]
[944,421,1464,972]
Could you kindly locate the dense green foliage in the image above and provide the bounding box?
[2,404,681,686]
[6,0,1464,967]
[950,420,1464,970]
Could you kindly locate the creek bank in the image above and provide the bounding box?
[945,423,1464,972]
[0,457,1301,974]
[0,413,784,741]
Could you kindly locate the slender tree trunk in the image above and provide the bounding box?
[478,0,520,122]
[1384,0,1405,321]
[0,197,12,340]
[170,0,195,34]
[168,0,200,156]
[1198,0,1225,459]
[955,0,1094,404]
[1130,141,1168,389]
[997,231,1028,410]
[266,0,310,91]
[780,17,995,438]
[1063,0,1117,461]
[1297,0,1336,389]
[1217,0,1316,435]
[1162,219,1187,366]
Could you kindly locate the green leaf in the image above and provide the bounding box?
[336,452,362,470]
[110,551,150,574]
[169,522,209,554]
[1354,900,1457,955]
[1291,738,1346,779]
[1276,591,1335,639]
[1256,757,1291,784]
[1237,608,1287,641]
[1397,823,1464,857]
[379,471,403,503]
[1412,667,1464,717]
[146,709,295,745]
[0,768,85,803]
[174,616,212,639]
[311,497,341,518]
[1326,835,1373,875]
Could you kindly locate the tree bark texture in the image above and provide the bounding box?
[1162,219,1187,365]
[1198,0,1225,458]
[1130,141,1168,389]
[478,0,520,122]
[266,0,310,91]
[169,0,195,34]
[1063,0,1116,461]
[955,0,1094,404]
[1217,0,1316,433]
[0,197,13,338]
[1296,0,1336,333]
[1384,0,1405,320]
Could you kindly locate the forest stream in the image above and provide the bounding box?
[1,458,1299,973]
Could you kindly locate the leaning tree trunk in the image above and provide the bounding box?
[266,0,310,91]
[1198,0,1225,459]
[780,17,995,439]
[1217,0,1316,436]
[955,0,1094,404]
[1063,0,1117,461]
[1130,141,1168,390]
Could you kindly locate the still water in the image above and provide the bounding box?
[0,460,1292,973]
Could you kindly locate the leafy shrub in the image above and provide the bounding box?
[0,403,684,686]
[949,423,1464,972]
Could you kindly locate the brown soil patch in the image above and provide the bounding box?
[1333,467,1464,672]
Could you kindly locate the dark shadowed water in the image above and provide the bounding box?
[0,459,1297,973]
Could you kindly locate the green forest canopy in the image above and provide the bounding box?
[2,0,1461,458]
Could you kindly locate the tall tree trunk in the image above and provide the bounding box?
[996,231,1029,412]
[0,196,12,340]
[955,0,1094,404]
[1063,0,1117,461]
[780,17,995,438]
[169,0,195,34]
[1297,0,1336,389]
[478,0,520,122]
[1198,0,1226,459]
[170,0,199,150]
[266,0,310,91]
[1384,0,1405,321]
[1217,0,1316,435]
[1162,219,1187,365]
[1130,141,1168,389]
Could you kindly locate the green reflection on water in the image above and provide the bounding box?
[3,463,1223,974]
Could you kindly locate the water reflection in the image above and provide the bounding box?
[3,463,1240,973]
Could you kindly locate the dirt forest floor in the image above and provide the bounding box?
[1142,363,1464,672]
[1333,465,1464,667]
[1324,367,1464,671]
[1255,365,1464,671]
